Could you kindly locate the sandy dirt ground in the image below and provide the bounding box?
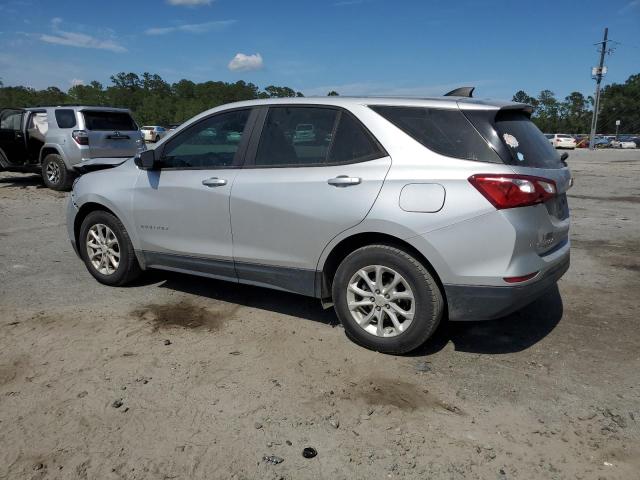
[0,149,639,479]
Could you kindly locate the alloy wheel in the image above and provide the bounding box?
[86,224,120,275]
[45,161,60,185]
[346,265,415,337]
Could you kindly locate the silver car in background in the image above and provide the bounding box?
[67,94,571,353]
[0,106,143,190]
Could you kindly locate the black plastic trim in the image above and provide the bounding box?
[141,250,318,297]
[444,254,569,321]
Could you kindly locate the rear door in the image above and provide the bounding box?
[230,105,391,295]
[0,109,26,165]
[81,110,141,158]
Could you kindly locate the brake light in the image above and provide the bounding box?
[468,174,557,209]
[72,130,89,146]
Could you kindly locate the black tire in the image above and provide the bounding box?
[155,135,160,143]
[42,154,74,191]
[332,245,443,354]
[79,210,141,286]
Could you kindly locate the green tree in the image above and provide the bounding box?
[327,90,339,96]
[598,74,640,134]
[512,90,537,108]
[534,90,561,133]
[559,91,591,133]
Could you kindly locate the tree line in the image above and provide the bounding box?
[1,72,638,133]
[512,73,639,134]
[0,73,305,126]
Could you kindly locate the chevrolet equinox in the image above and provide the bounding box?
[67,92,571,353]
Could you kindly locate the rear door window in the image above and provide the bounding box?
[328,111,384,163]
[254,106,384,167]
[371,106,501,163]
[82,111,138,131]
[55,109,77,128]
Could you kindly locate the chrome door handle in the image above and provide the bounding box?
[202,177,227,187]
[327,175,361,187]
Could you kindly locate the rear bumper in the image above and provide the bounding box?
[444,252,570,321]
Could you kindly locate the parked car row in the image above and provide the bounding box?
[544,132,639,149]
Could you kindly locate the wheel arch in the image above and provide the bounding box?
[318,231,447,305]
[39,145,61,164]
[73,202,118,248]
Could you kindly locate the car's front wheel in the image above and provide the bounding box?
[79,210,141,286]
[332,245,443,354]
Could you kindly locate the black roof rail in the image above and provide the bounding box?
[444,87,475,98]
[30,104,104,108]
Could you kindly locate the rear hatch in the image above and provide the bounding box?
[81,110,141,158]
[463,106,572,254]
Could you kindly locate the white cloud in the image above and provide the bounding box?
[70,78,84,86]
[39,18,126,52]
[167,0,213,5]
[619,0,639,12]
[228,53,264,72]
[40,31,126,52]
[145,20,235,35]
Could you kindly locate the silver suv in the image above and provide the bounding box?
[67,94,571,353]
[0,106,143,190]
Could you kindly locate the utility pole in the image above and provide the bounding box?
[589,27,608,150]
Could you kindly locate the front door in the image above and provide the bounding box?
[230,105,392,295]
[133,108,254,280]
[0,109,26,166]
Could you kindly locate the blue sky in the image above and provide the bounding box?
[0,0,638,100]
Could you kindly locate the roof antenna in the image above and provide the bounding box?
[444,87,475,98]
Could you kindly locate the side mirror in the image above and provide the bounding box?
[560,152,569,166]
[134,149,157,170]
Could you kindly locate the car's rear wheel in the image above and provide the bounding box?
[155,135,160,142]
[42,154,74,191]
[79,210,141,286]
[332,245,443,354]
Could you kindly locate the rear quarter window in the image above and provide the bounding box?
[55,109,77,128]
[370,105,502,163]
[83,111,138,131]
[492,111,562,169]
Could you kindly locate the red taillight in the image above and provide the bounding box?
[468,174,556,209]
[72,130,89,146]
[503,272,539,283]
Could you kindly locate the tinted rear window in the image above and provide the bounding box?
[493,111,562,169]
[371,106,501,163]
[55,109,76,128]
[83,111,137,131]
